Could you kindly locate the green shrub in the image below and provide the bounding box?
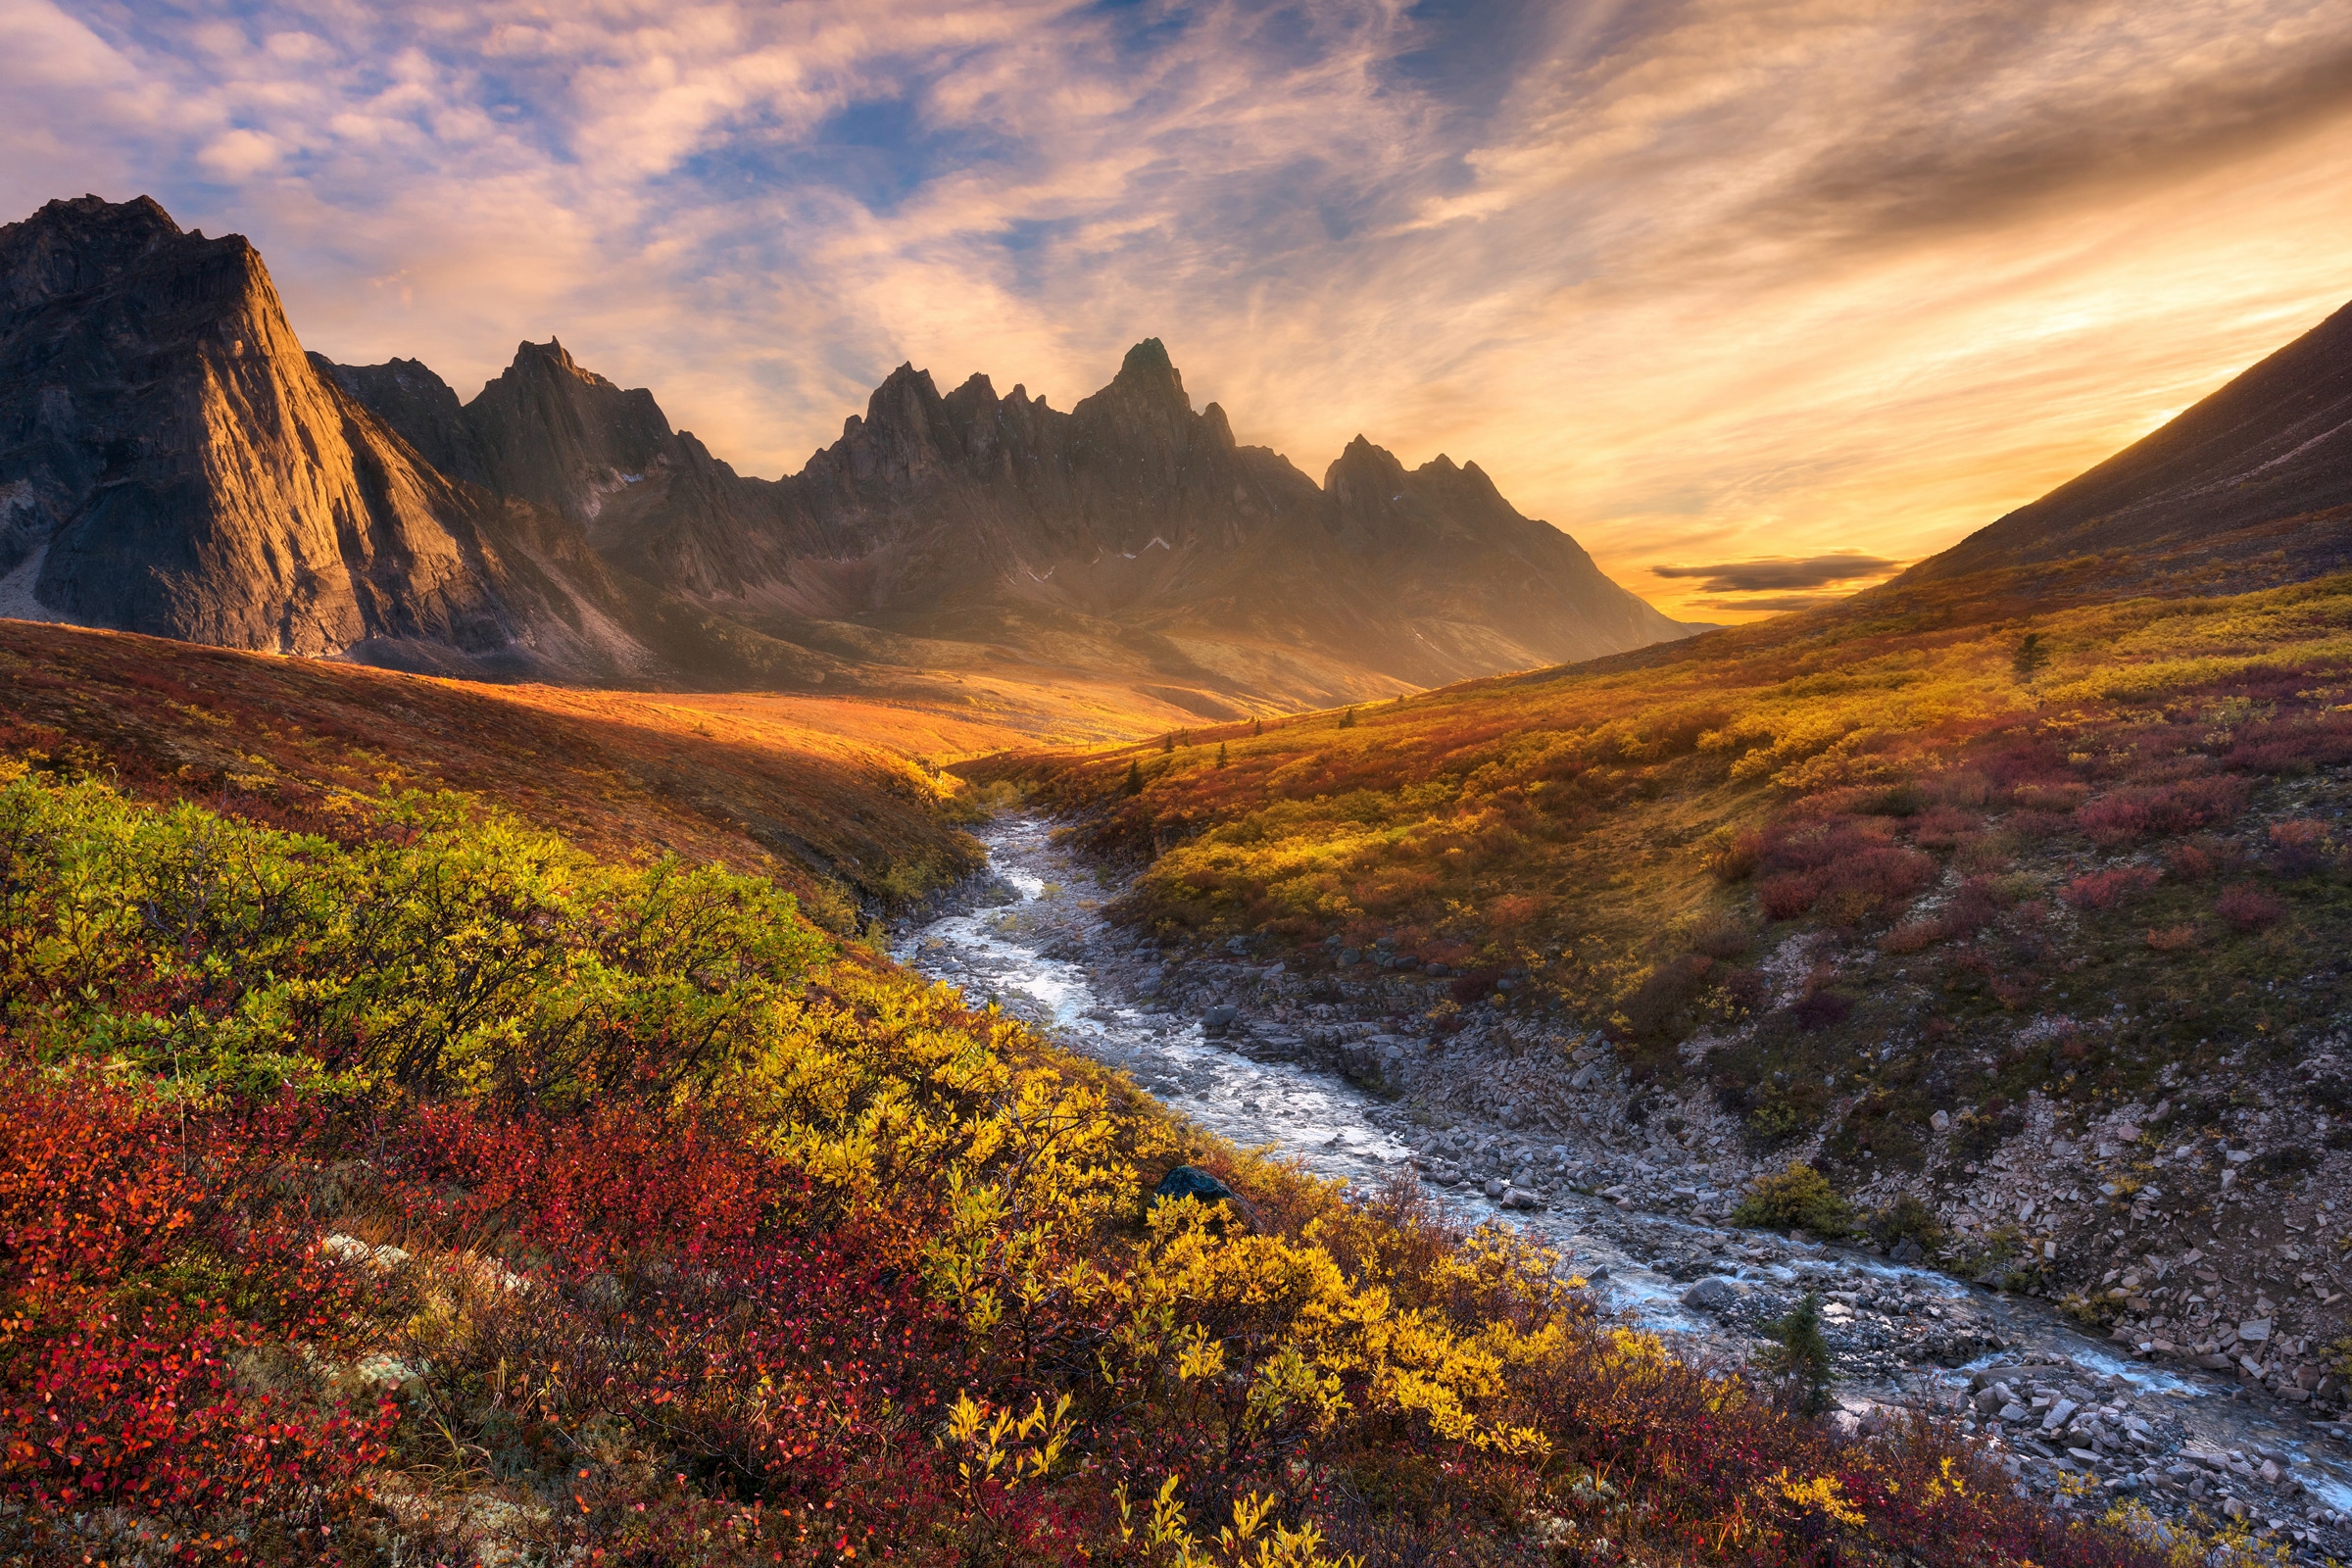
[1733,1161,1852,1237]
[1866,1193,1947,1258]
[0,774,828,1104]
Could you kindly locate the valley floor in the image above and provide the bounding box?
[904,812,2352,1561]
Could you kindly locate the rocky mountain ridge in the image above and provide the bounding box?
[319,331,1696,703]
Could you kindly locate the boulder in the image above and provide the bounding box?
[1153,1165,1236,1205]
[1681,1277,1740,1311]
[1201,1004,1239,1037]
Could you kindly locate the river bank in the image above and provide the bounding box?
[895,815,2352,1559]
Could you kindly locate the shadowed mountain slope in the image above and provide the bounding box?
[1903,295,2352,593]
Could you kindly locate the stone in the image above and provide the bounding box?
[1681,1277,1740,1311]
[1931,1110,1951,1133]
[1483,1178,1506,1200]
[1152,1165,1236,1206]
[2042,1398,2080,1433]
[2237,1318,2272,1343]
[1201,1004,1240,1036]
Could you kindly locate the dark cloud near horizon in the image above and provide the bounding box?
[1652,553,1900,593]
[1690,593,1854,613]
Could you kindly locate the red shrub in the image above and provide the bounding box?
[2082,776,2252,846]
[2216,882,2286,932]
[1817,846,1937,920]
[2269,817,2334,875]
[1909,805,1976,848]
[2223,712,2352,773]
[0,1067,393,1541]
[2061,867,2161,909]
[2074,796,2150,848]
[376,1101,784,1279]
[1759,870,1824,920]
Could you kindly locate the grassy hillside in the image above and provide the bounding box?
[0,619,1004,929]
[0,759,2181,1567]
[979,566,2352,1172]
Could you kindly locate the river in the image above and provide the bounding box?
[893,815,2352,1550]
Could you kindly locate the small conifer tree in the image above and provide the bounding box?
[1215,743,1228,768]
[1252,718,1263,736]
[1338,709,1356,729]
[2013,632,2047,678]
[1124,760,1144,796]
[1756,1292,1836,1414]
[1162,733,1176,754]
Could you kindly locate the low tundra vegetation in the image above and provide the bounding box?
[983,570,2352,1163]
[0,764,2173,1565]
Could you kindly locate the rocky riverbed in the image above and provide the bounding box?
[894,816,2352,1559]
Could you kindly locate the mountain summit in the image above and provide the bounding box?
[4,195,1698,700]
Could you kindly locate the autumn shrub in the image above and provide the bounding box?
[1733,1162,1852,1238]
[0,1066,397,1560]
[1702,825,1761,881]
[2075,777,2248,848]
[1867,1194,1947,1258]
[2061,866,2162,909]
[1688,911,1755,959]
[2268,817,2335,875]
[2216,881,2287,932]
[1909,804,1977,848]
[0,773,830,1102]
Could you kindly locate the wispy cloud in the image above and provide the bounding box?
[3,0,2348,621]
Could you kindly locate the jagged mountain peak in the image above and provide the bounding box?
[489,336,627,395]
[10,195,1699,700]
[1110,337,1188,407]
[2,194,216,325]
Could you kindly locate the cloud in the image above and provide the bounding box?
[1652,553,1902,593]
[1690,594,1861,614]
[3,0,2350,625]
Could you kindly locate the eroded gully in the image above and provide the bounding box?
[891,816,2352,1555]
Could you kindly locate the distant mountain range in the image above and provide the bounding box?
[0,195,1695,705]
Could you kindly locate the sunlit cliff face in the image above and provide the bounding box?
[8,0,2348,622]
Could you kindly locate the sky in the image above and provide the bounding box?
[7,0,2350,622]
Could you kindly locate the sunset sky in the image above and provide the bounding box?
[7,0,2349,621]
